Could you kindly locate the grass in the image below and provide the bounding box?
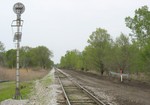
[20,81,33,99]
[41,75,52,87]
[0,82,15,102]
[0,67,50,102]
[0,81,33,102]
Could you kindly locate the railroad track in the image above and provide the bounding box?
[55,69,108,105]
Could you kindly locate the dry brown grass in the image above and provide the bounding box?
[0,67,49,81]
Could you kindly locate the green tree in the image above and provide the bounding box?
[0,41,5,66]
[82,45,96,71]
[60,56,66,69]
[0,41,5,52]
[4,45,53,69]
[5,49,16,68]
[112,33,131,73]
[20,46,32,68]
[60,49,83,70]
[129,42,142,73]
[125,5,150,73]
[29,46,53,69]
[125,5,150,46]
[87,28,112,75]
[141,43,150,72]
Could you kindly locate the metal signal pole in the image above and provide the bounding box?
[11,2,25,99]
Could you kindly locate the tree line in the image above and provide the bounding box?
[0,44,53,69]
[59,6,150,76]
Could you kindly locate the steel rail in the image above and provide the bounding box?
[57,71,71,105]
[56,69,107,105]
[73,80,106,105]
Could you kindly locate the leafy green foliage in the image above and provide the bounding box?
[0,41,5,66]
[112,33,137,73]
[125,5,150,46]
[0,44,53,69]
[87,28,112,75]
[5,49,16,68]
[60,26,150,76]
[60,49,83,70]
[125,5,150,73]
[60,28,113,75]
[27,46,53,69]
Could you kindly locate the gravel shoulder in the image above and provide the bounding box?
[1,69,149,105]
[0,68,59,105]
[62,69,150,105]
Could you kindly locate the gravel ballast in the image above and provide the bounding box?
[0,68,59,105]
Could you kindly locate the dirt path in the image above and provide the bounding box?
[62,69,150,105]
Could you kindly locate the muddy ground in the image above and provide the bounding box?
[61,69,150,105]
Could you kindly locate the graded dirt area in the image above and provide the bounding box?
[62,69,150,105]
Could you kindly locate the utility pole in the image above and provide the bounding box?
[11,2,25,99]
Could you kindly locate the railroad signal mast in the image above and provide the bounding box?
[11,2,25,99]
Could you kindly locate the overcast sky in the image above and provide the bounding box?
[0,0,150,63]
